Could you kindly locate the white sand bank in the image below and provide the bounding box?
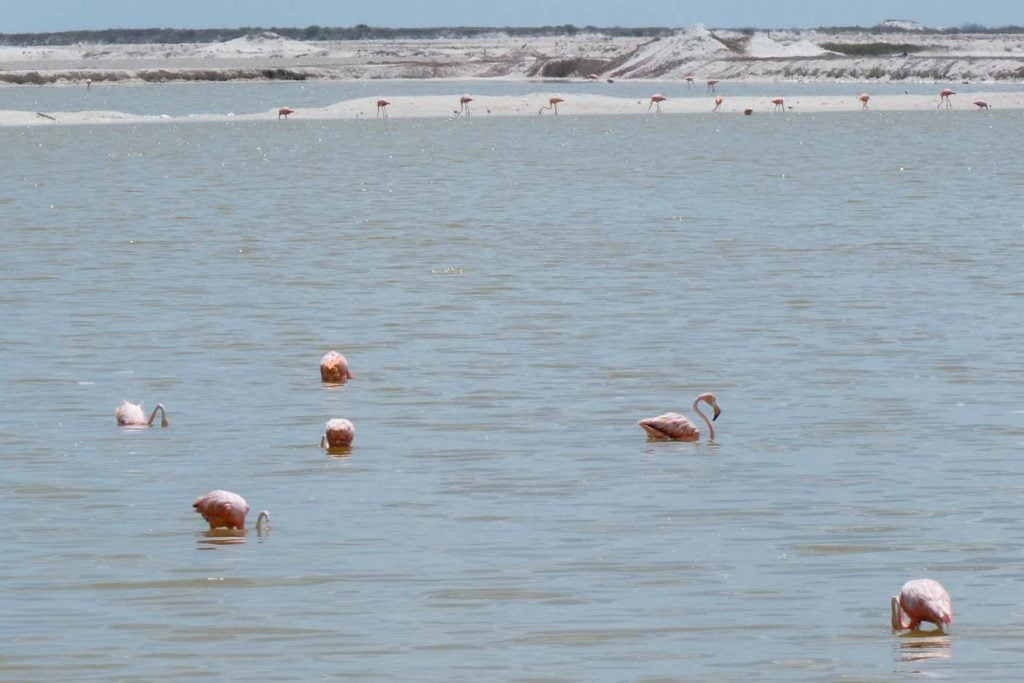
[3,91,1022,127]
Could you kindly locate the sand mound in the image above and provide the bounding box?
[610,26,731,78]
[743,35,830,58]
[197,31,313,58]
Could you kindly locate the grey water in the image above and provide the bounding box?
[2,85,1024,680]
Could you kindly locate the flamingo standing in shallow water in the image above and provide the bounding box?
[939,88,956,108]
[376,99,390,117]
[538,96,564,115]
[706,79,719,92]
[891,579,953,632]
[973,100,990,110]
[115,400,168,428]
[278,107,294,119]
[458,95,473,115]
[638,393,722,442]
[685,76,694,87]
[712,95,724,112]
[321,418,355,451]
[771,97,785,111]
[320,351,354,383]
[193,490,270,531]
[648,94,666,113]
[858,93,871,109]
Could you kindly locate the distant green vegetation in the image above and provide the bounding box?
[819,42,928,56]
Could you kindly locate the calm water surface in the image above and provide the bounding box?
[2,84,1024,680]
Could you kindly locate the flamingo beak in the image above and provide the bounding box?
[712,405,721,421]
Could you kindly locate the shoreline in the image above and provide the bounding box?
[3,90,1020,127]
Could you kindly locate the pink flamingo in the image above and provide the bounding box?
[638,393,722,442]
[193,490,270,531]
[278,107,294,119]
[771,97,785,111]
[321,418,355,450]
[685,76,694,88]
[376,99,390,118]
[938,88,956,108]
[891,579,953,632]
[712,95,724,112]
[320,351,354,383]
[458,95,473,115]
[706,79,719,92]
[538,96,564,115]
[858,93,871,109]
[648,94,666,113]
[973,99,989,110]
[115,400,168,428]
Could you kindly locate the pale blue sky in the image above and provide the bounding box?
[1,0,1020,33]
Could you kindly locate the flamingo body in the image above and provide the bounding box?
[939,89,956,108]
[538,97,564,115]
[376,99,390,117]
[458,95,473,115]
[858,93,870,109]
[706,79,719,92]
[891,579,953,632]
[639,393,722,442]
[648,94,666,112]
[712,95,724,112]
[115,400,168,428]
[973,100,989,110]
[278,107,294,119]
[320,351,353,382]
[194,490,247,530]
[771,97,784,111]
[321,418,355,450]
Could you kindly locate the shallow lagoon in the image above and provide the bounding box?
[1,86,1023,680]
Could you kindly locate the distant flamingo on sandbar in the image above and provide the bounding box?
[278,107,294,119]
[538,96,564,115]
[707,79,719,92]
[858,93,871,109]
[320,350,353,383]
[115,400,168,428]
[321,418,356,451]
[586,73,599,81]
[648,94,666,113]
[939,88,956,108]
[376,99,391,118]
[891,579,953,632]
[712,95,724,112]
[458,95,473,115]
[638,393,722,442]
[193,490,270,531]
[973,100,990,110]
[771,97,785,111]
[685,76,694,87]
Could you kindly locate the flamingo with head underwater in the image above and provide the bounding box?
[115,400,169,428]
[638,392,722,441]
[891,578,953,632]
[193,490,270,531]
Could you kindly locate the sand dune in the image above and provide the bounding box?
[2,25,1024,84]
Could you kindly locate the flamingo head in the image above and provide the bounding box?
[697,393,722,421]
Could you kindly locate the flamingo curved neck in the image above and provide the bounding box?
[693,398,714,441]
[148,404,169,428]
[256,510,271,531]
[891,596,908,630]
